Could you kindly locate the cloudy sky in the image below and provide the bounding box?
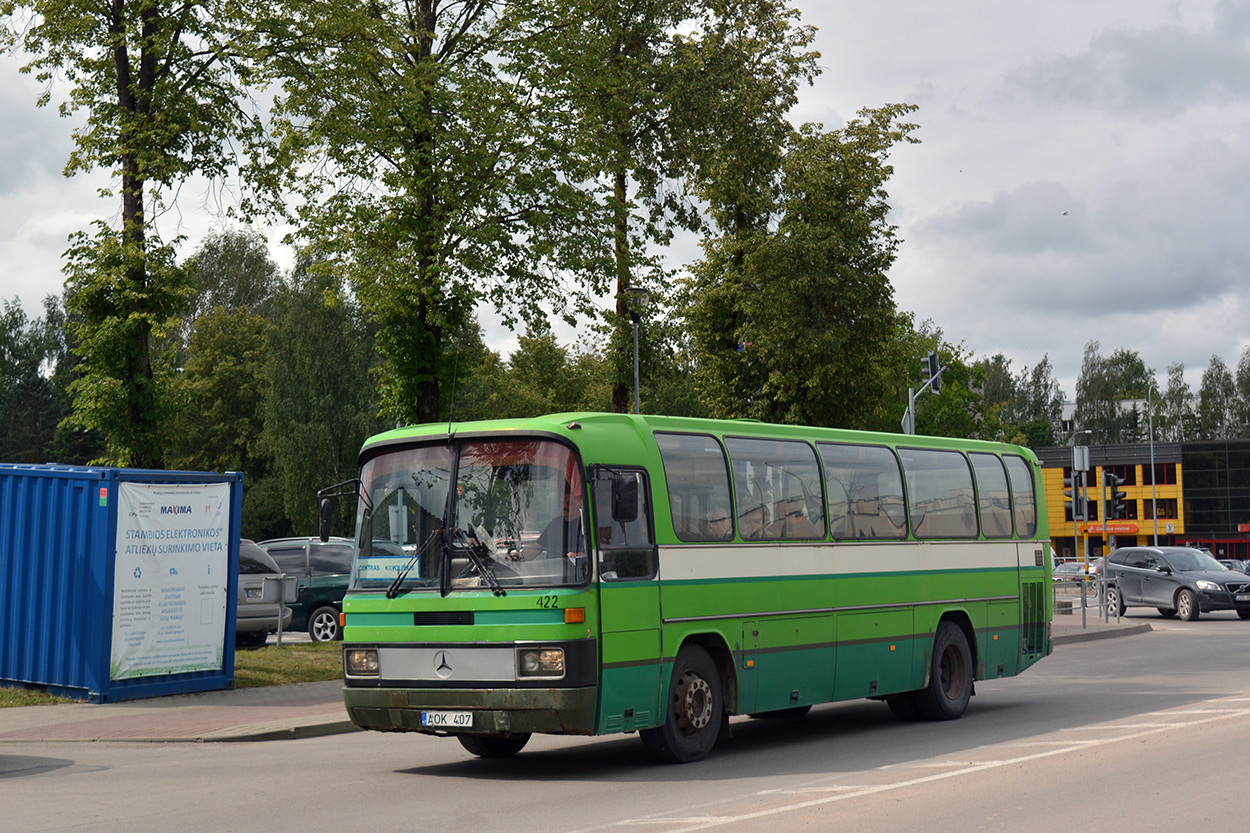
[4,1,1249,399]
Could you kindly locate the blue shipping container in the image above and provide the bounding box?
[0,465,243,701]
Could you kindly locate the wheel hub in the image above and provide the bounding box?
[675,671,713,733]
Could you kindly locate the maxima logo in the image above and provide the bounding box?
[159,505,193,515]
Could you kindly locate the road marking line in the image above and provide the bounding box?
[568,700,1250,833]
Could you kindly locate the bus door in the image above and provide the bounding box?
[590,466,662,734]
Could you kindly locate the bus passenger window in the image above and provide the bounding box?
[818,443,907,540]
[725,437,825,541]
[899,448,978,539]
[970,453,1013,538]
[1004,455,1038,538]
[656,433,734,543]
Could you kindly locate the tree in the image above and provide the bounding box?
[1235,347,1250,438]
[253,0,604,428]
[1196,354,1237,440]
[1158,362,1193,442]
[683,106,918,429]
[1073,341,1153,443]
[165,306,285,538]
[1010,355,1065,446]
[178,228,281,341]
[3,0,262,466]
[0,297,60,462]
[525,0,817,412]
[259,252,385,533]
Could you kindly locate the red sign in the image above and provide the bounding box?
[1239,523,1250,533]
[1082,523,1138,535]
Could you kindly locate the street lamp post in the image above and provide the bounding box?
[624,287,649,415]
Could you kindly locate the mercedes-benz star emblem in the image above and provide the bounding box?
[433,650,453,679]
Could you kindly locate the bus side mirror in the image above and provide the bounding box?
[319,498,333,542]
[612,476,639,523]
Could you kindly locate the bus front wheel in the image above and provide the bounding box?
[641,644,723,763]
[914,622,973,721]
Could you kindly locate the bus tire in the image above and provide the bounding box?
[640,644,723,763]
[914,622,973,721]
[457,733,531,758]
[886,692,923,721]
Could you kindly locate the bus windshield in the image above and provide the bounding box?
[350,438,588,592]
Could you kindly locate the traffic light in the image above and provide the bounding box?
[922,351,942,393]
[1064,471,1087,521]
[1105,470,1127,519]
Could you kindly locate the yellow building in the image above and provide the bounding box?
[1036,444,1183,561]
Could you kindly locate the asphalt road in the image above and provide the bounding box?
[4,612,1249,833]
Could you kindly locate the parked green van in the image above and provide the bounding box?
[256,537,354,641]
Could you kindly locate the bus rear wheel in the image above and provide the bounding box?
[914,622,973,721]
[640,644,723,763]
[458,733,531,758]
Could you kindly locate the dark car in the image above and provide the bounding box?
[1218,559,1250,574]
[256,537,354,641]
[1104,546,1250,621]
[236,539,294,648]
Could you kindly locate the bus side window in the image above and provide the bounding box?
[656,432,734,543]
[818,443,908,540]
[592,468,656,580]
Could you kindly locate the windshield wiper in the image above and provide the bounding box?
[448,527,507,597]
[385,529,441,599]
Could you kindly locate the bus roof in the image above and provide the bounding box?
[358,413,1039,468]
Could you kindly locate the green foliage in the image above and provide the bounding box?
[167,307,269,473]
[252,0,607,426]
[62,226,190,466]
[0,297,63,462]
[519,0,818,411]
[3,0,264,467]
[683,106,918,430]
[1074,341,1155,444]
[259,252,385,533]
[1196,355,1237,439]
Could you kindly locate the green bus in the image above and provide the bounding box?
[331,413,1053,763]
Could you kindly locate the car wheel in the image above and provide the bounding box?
[1157,607,1177,618]
[1237,609,1250,620]
[458,733,531,758]
[914,621,973,721]
[235,629,267,649]
[1176,588,1199,621]
[308,606,341,641]
[640,644,723,763]
[1106,585,1126,617]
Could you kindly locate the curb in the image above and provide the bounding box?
[1053,622,1153,645]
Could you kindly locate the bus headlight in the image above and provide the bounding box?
[518,648,565,678]
[345,648,380,676]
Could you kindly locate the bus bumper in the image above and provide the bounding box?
[343,685,599,736]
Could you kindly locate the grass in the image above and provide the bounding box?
[0,641,343,707]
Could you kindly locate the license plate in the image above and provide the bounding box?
[422,710,472,728]
[1236,595,1250,602]
[245,588,261,599]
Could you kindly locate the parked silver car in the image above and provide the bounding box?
[236,539,294,648]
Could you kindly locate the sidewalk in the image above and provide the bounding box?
[0,616,1146,744]
[0,679,356,744]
